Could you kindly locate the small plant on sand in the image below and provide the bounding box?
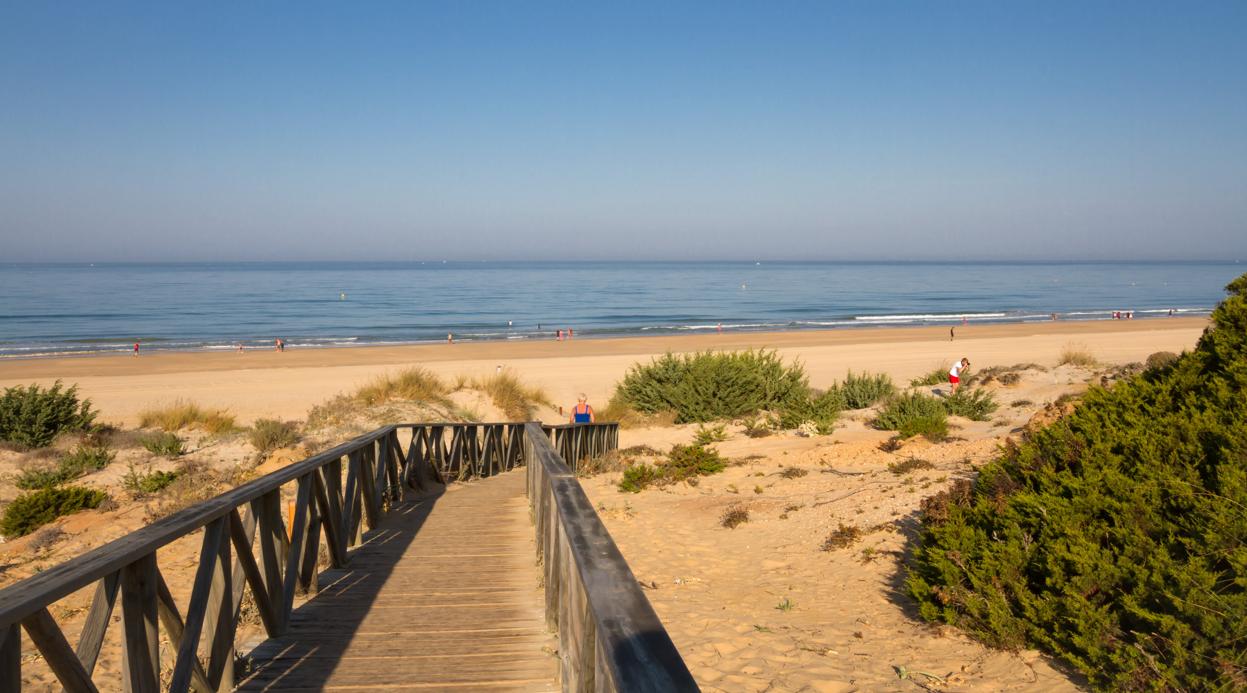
[720,506,749,529]
[1010,399,1033,407]
[693,423,728,445]
[740,415,772,438]
[874,393,949,441]
[780,467,808,479]
[13,445,114,490]
[0,381,97,448]
[138,400,236,434]
[354,367,451,407]
[887,458,935,475]
[821,523,864,551]
[1058,343,1097,367]
[248,419,299,456]
[837,371,896,409]
[140,431,185,458]
[941,388,998,421]
[0,485,108,537]
[910,366,950,388]
[776,389,841,433]
[122,463,180,496]
[664,444,727,482]
[775,597,795,612]
[617,464,661,493]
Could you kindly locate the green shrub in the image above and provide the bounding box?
[618,464,661,493]
[693,423,728,445]
[616,444,726,492]
[123,464,180,495]
[13,445,114,490]
[776,389,842,433]
[615,350,808,423]
[248,419,299,456]
[941,388,998,421]
[874,392,948,441]
[1,485,108,537]
[141,431,185,457]
[910,366,949,387]
[665,444,727,481]
[905,273,1247,690]
[0,381,97,448]
[837,371,895,409]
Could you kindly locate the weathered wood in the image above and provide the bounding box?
[281,475,311,616]
[154,574,214,693]
[312,470,345,568]
[164,519,223,693]
[297,497,321,596]
[120,554,160,693]
[0,623,19,691]
[74,571,119,676]
[21,607,98,693]
[256,490,287,635]
[228,508,280,637]
[203,517,236,691]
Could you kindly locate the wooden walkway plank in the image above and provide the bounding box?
[236,470,557,692]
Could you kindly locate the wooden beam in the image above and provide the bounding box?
[73,571,118,676]
[120,554,160,693]
[21,607,98,693]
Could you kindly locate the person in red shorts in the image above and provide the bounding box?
[949,357,970,394]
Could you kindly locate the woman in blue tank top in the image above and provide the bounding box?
[570,394,595,424]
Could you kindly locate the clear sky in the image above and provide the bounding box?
[2,2,1245,262]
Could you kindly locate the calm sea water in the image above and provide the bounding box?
[0,262,1241,358]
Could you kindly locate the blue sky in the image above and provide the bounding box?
[2,2,1245,262]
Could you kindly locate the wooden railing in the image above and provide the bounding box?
[543,422,620,472]
[0,422,529,692]
[525,423,699,692]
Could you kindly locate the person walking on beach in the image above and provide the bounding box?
[133,340,140,357]
[557,329,563,341]
[568,328,574,340]
[447,332,454,344]
[569,394,595,424]
[949,358,970,394]
[949,326,955,341]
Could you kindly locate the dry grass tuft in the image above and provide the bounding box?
[471,371,553,421]
[888,457,935,475]
[598,394,678,428]
[720,506,750,529]
[354,368,450,407]
[138,400,236,434]
[1058,343,1098,367]
[821,523,864,551]
[780,467,808,479]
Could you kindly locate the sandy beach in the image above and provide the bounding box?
[0,318,1207,427]
[0,318,1209,691]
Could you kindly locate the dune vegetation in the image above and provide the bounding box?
[906,274,1247,690]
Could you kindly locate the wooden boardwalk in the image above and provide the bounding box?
[236,470,558,692]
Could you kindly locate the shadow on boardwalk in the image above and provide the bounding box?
[236,471,557,692]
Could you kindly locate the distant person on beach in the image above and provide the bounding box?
[717,322,723,333]
[557,329,563,341]
[133,341,140,357]
[447,332,454,344]
[569,394,595,424]
[568,328,574,339]
[949,326,955,341]
[949,358,970,394]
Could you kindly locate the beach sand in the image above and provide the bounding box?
[0,318,1207,691]
[0,318,1207,427]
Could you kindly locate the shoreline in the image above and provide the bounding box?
[0,318,1207,427]
[0,317,1208,380]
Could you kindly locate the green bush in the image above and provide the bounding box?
[693,423,728,445]
[910,367,949,387]
[837,371,895,409]
[1145,350,1179,371]
[618,464,662,493]
[13,445,114,490]
[615,350,808,423]
[776,389,842,433]
[617,444,726,492]
[874,392,948,440]
[141,431,185,457]
[941,388,998,421]
[248,419,299,456]
[906,273,1247,690]
[0,381,97,448]
[1,485,108,537]
[123,464,180,495]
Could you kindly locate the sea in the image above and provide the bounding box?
[0,261,1241,358]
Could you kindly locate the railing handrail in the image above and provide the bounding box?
[525,423,698,691]
[0,422,531,628]
[0,426,401,626]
